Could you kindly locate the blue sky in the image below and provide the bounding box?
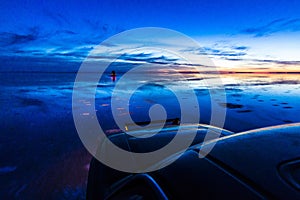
[1,0,300,72]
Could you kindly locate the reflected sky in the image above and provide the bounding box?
[2,71,298,132]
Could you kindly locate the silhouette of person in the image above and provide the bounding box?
[111,70,116,82]
[172,118,180,125]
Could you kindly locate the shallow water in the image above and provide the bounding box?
[1,71,300,199]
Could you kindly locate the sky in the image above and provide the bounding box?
[0,0,300,72]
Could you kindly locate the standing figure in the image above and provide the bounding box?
[111,70,116,82]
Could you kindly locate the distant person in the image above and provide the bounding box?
[111,70,116,82]
[172,118,180,125]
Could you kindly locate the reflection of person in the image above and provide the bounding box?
[111,70,116,82]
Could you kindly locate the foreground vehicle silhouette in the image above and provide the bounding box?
[87,122,300,200]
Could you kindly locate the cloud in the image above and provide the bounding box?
[53,30,76,35]
[241,18,300,37]
[0,20,125,68]
[0,27,39,46]
[225,57,300,65]
[184,45,249,58]
[0,4,127,71]
[118,53,178,64]
[233,46,248,50]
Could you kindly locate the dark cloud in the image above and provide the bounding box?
[225,57,300,65]
[281,18,300,29]
[0,27,39,46]
[266,60,300,65]
[241,18,300,37]
[233,46,249,50]
[0,22,124,68]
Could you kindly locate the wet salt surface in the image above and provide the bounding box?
[1,73,91,199]
[1,72,300,199]
[222,84,300,131]
[0,166,17,175]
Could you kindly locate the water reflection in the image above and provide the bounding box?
[1,71,300,198]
